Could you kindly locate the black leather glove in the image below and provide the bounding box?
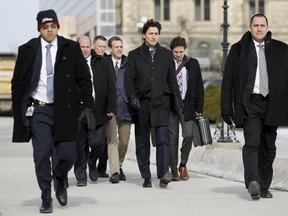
[222,115,233,126]
[79,108,96,132]
[129,94,141,113]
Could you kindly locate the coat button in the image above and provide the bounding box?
[67,104,71,108]
[151,78,154,82]
[66,74,70,77]
[67,89,71,93]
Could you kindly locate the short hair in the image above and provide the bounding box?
[170,36,187,50]
[108,36,123,48]
[142,19,162,35]
[77,35,91,44]
[93,35,107,44]
[250,13,268,26]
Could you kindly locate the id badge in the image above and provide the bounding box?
[26,103,35,117]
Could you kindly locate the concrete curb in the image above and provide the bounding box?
[126,141,288,191]
[187,142,288,191]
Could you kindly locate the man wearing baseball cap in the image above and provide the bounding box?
[12,9,95,213]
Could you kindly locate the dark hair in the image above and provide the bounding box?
[142,19,162,35]
[93,35,107,44]
[170,36,187,50]
[108,36,123,48]
[250,14,268,26]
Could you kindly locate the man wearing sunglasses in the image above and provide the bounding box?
[11,9,95,213]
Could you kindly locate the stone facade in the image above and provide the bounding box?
[119,0,288,72]
[41,0,288,72]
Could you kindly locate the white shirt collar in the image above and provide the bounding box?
[86,55,91,62]
[252,38,264,48]
[112,57,121,66]
[41,37,58,48]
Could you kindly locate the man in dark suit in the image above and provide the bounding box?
[124,19,181,188]
[93,35,110,178]
[221,14,288,200]
[168,36,204,181]
[74,35,116,186]
[11,10,95,213]
[106,36,132,183]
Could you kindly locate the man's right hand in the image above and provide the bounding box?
[79,108,96,132]
[129,95,140,113]
[222,115,233,126]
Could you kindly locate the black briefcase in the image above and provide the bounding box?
[193,116,213,147]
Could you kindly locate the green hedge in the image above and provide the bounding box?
[203,84,221,122]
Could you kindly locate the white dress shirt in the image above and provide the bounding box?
[175,59,187,100]
[252,39,265,94]
[86,55,95,100]
[31,37,57,103]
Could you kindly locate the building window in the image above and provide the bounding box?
[155,0,170,21]
[195,0,210,21]
[98,0,116,36]
[249,0,265,17]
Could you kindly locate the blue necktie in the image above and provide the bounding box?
[46,44,54,101]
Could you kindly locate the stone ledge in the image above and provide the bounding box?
[126,141,288,191]
[188,142,288,191]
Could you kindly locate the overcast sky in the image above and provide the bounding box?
[0,0,39,53]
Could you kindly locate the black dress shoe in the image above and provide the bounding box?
[159,171,172,188]
[54,177,67,206]
[248,181,260,200]
[119,168,126,181]
[143,178,152,188]
[109,172,120,183]
[40,197,52,213]
[89,169,99,182]
[76,180,87,187]
[260,189,273,198]
[98,172,109,178]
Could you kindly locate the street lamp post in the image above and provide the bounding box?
[213,0,239,143]
[221,0,229,73]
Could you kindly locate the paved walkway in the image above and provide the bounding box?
[0,141,288,216]
[0,117,287,215]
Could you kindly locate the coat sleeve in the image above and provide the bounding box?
[11,46,24,111]
[167,53,183,115]
[106,59,117,114]
[191,59,204,113]
[124,51,137,98]
[221,45,237,116]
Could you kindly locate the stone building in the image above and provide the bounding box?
[40,0,288,73]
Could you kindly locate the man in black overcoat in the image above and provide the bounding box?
[74,35,116,186]
[124,19,181,188]
[11,10,95,213]
[221,14,288,200]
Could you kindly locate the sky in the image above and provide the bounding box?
[0,0,39,54]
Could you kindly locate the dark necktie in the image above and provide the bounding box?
[115,61,119,75]
[46,44,54,101]
[258,44,269,97]
[150,48,156,62]
[176,61,183,94]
